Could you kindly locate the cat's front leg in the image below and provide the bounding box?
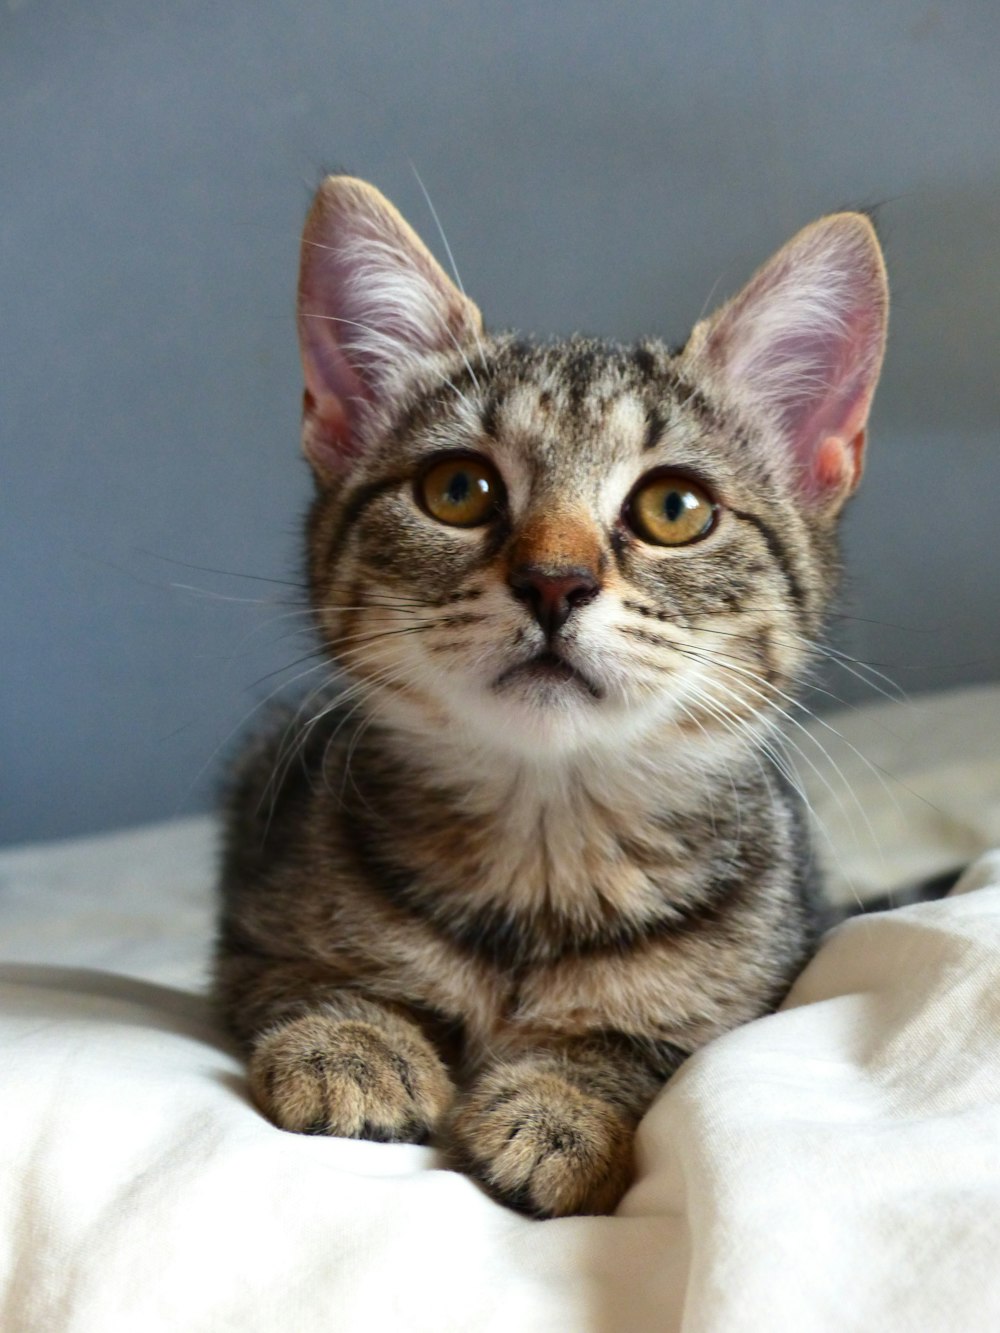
[448,1035,684,1218]
[218,956,455,1144]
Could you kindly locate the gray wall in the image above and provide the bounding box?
[3,0,999,845]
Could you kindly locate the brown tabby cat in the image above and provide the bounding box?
[215,176,888,1218]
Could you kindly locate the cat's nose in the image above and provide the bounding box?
[508,565,600,637]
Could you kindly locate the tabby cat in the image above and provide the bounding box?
[215,177,888,1218]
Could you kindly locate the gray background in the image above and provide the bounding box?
[3,0,999,845]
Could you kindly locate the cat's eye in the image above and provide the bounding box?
[417,453,503,528]
[626,472,717,546]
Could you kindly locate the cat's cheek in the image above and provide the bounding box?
[347,492,490,592]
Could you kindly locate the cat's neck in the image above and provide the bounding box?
[350,694,775,822]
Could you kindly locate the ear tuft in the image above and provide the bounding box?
[687,213,888,511]
[297,177,483,480]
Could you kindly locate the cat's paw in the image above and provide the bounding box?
[448,1063,634,1218]
[248,1011,454,1144]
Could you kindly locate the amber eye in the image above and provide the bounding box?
[626,473,717,546]
[417,454,502,527]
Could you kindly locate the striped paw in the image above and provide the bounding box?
[449,1062,634,1218]
[249,1011,454,1144]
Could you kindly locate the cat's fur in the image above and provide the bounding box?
[215,177,888,1218]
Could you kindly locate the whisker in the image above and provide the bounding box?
[673,644,878,849]
[242,648,332,693]
[793,634,908,705]
[409,166,475,310]
[134,548,307,590]
[678,675,860,905]
[181,655,335,817]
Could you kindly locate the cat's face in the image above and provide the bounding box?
[298,179,887,760]
[308,338,818,758]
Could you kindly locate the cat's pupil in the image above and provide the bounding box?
[447,471,471,505]
[663,490,684,522]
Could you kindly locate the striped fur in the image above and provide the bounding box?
[215,179,888,1218]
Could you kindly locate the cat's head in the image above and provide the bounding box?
[296,177,887,761]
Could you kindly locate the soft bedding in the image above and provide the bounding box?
[2,685,1000,1331]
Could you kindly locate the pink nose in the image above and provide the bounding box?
[508,565,600,637]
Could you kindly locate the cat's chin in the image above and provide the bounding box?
[471,701,618,760]
[441,671,657,762]
[492,651,605,702]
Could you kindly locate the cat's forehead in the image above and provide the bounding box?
[488,336,663,426]
[489,342,649,472]
[466,336,690,468]
[473,335,745,496]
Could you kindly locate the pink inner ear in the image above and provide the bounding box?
[768,320,881,501]
[297,303,372,471]
[298,302,370,410]
[815,432,864,496]
[702,215,888,509]
[295,177,484,480]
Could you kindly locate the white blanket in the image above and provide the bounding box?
[2,686,1000,1331]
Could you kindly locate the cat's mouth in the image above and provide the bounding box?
[493,650,604,701]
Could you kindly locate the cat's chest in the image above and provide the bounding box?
[384,770,698,949]
[334,768,737,1036]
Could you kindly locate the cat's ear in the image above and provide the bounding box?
[685,214,888,512]
[296,176,484,480]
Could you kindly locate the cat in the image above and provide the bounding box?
[214,176,888,1219]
